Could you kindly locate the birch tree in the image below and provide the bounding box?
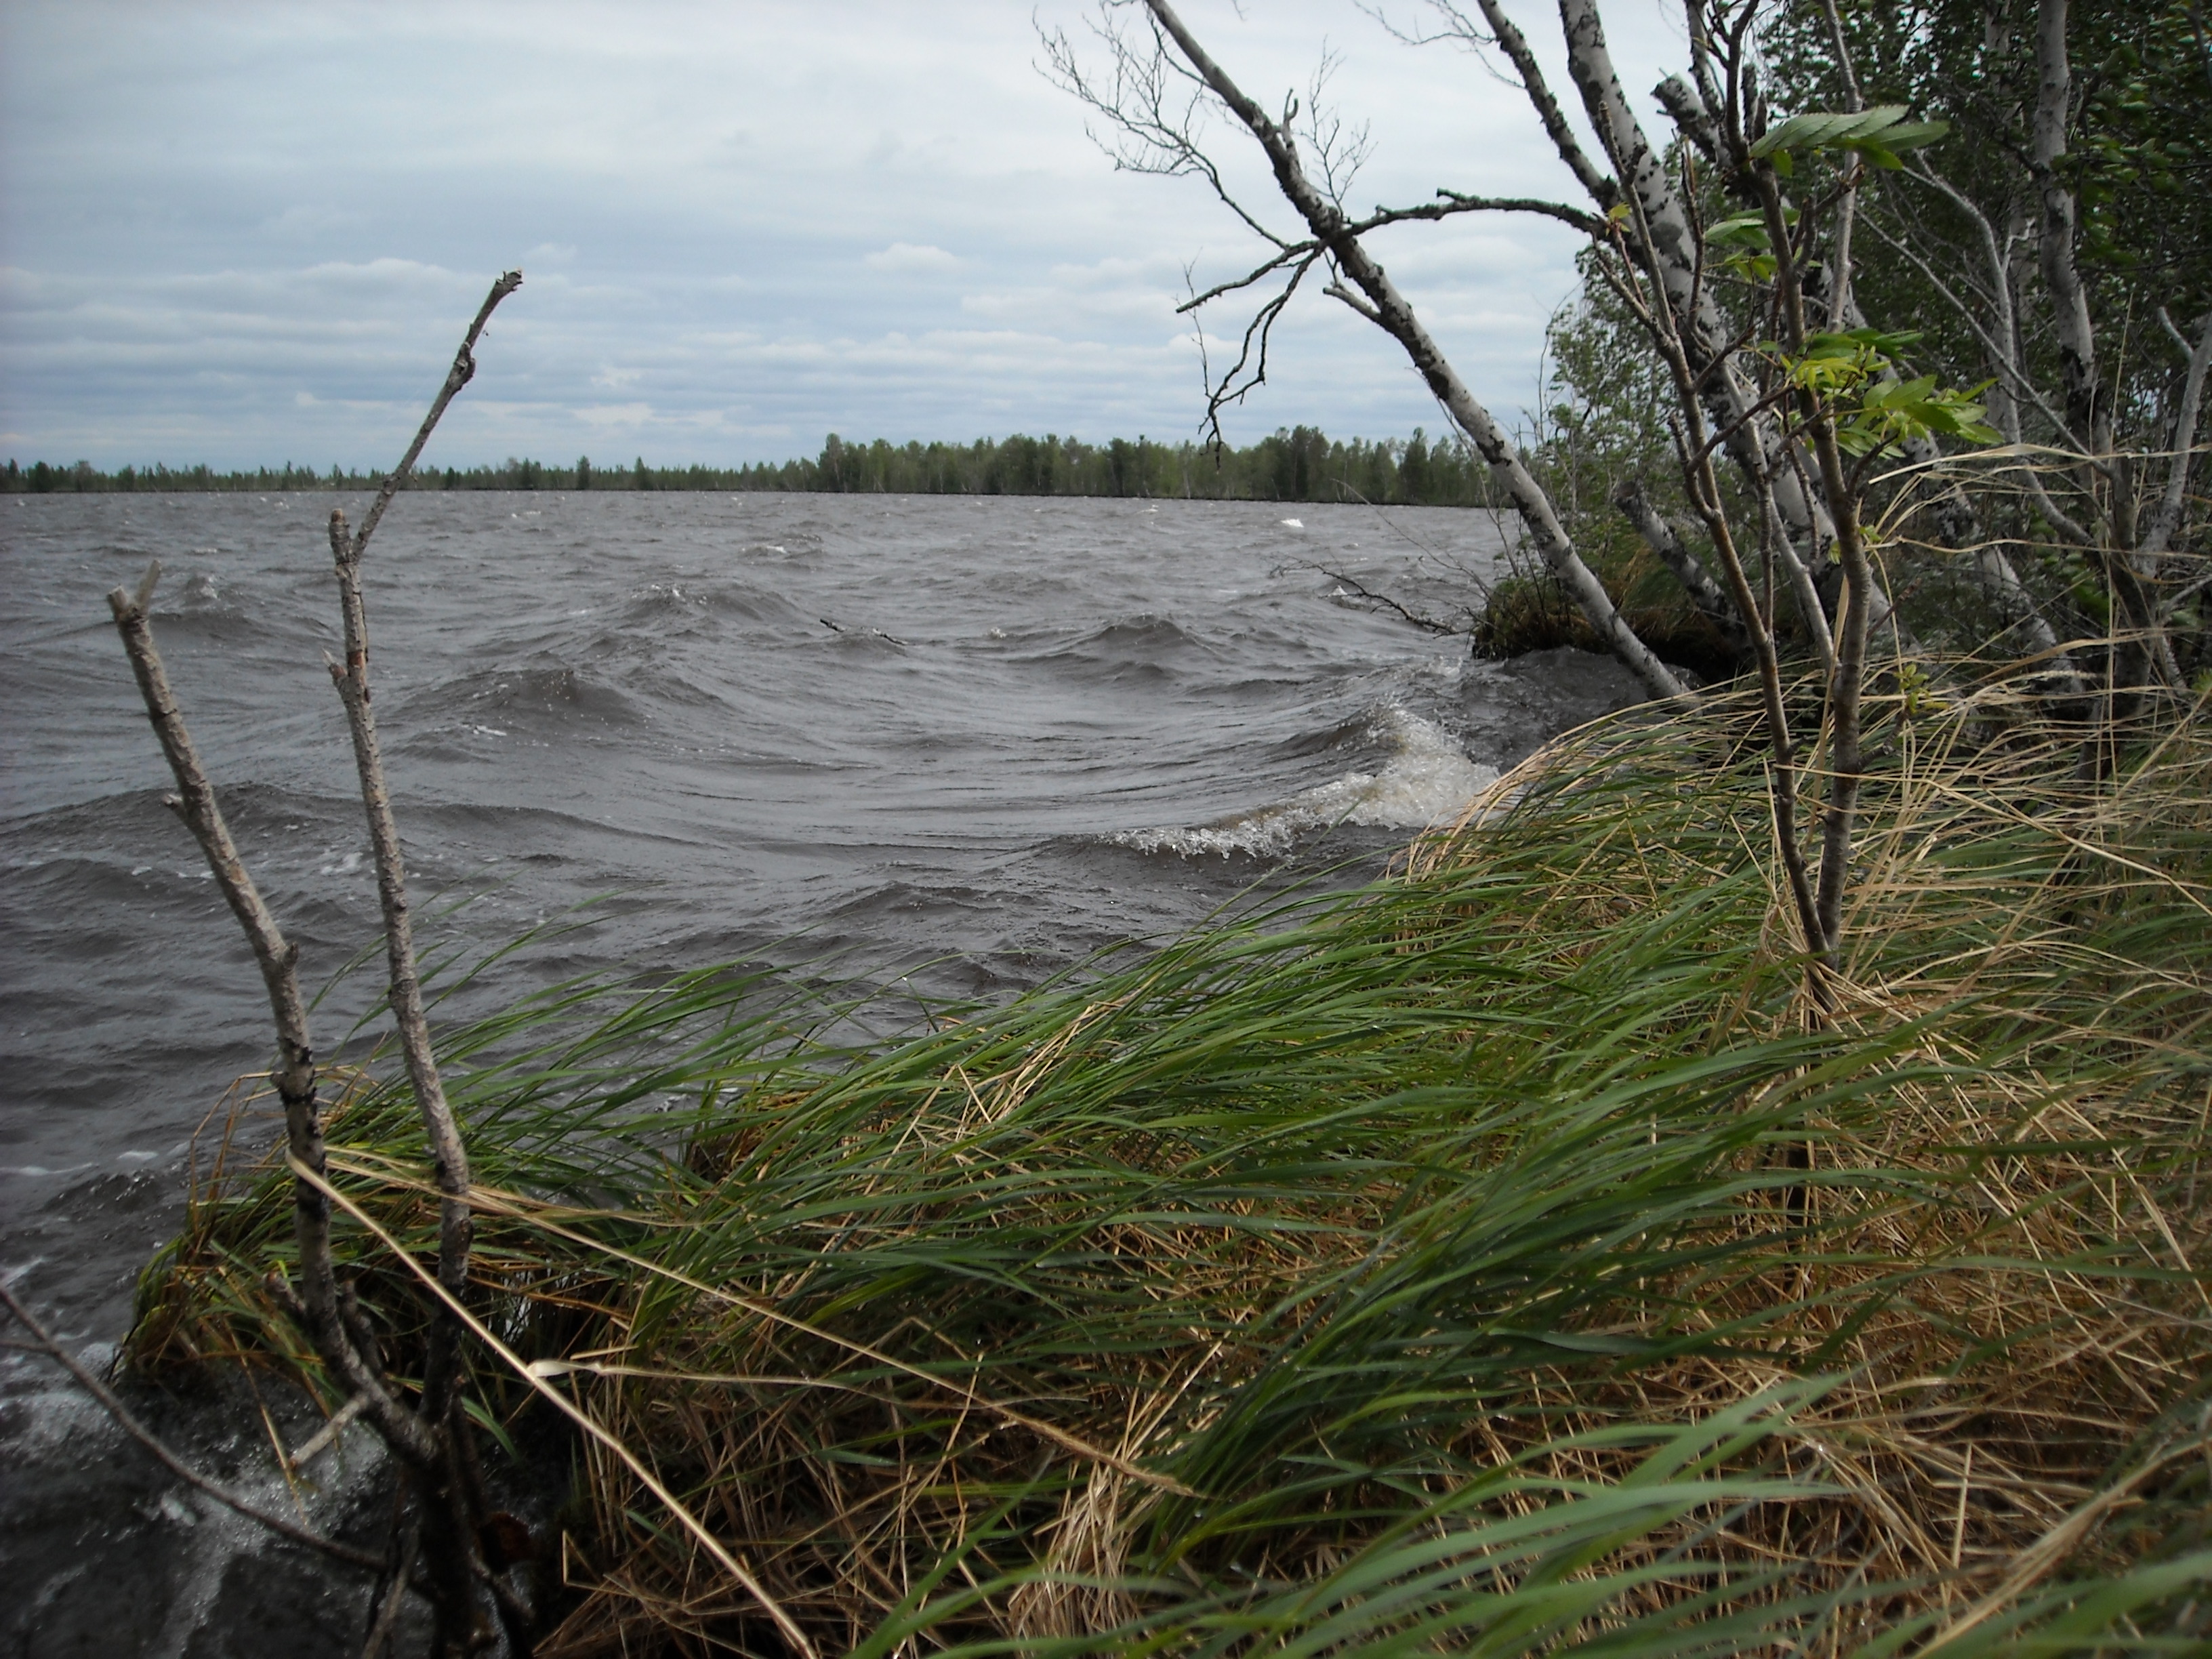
[1046,0,2007,974]
[1771,0,2211,710]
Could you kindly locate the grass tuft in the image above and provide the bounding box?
[133,669,2212,1654]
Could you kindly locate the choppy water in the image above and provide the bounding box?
[0,490,1638,1650]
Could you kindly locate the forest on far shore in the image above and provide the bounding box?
[0,426,1500,508]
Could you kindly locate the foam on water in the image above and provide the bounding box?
[1114,708,1500,858]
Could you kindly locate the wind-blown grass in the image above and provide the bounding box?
[132,670,2212,1655]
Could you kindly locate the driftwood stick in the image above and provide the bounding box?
[323,511,474,1381]
[0,1280,382,1570]
[350,271,522,561]
[1317,567,1465,635]
[289,1389,371,1470]
[105,565,436,1468]
[325,274,533,1657]
[319,272,520,1425]
[359,1515,423,1659]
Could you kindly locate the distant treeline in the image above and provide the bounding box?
[1,428,1501,508]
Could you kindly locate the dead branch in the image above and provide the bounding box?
[0,1280,382,1570]
[1317,566,1468,634]
[106,268,529,1656]
[325,508,476,1399]
[350,271,523,562]
[324,270,521,1413]
[320,269,525,1654]
[1128,0,1686,700]
[104,564,437,1467]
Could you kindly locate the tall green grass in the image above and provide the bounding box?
[134,674,2212,1654]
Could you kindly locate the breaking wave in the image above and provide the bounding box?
[1111,708,1500,858]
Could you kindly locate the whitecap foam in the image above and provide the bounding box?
[1113,709,1498,858]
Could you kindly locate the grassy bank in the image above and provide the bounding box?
[133,674,2212,1654]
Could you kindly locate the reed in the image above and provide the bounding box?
[131,667,2212,1654]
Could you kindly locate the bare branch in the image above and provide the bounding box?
[1292,46,1374,210]
[1324,278,1382,325]
[323,272,537,1647]
[1179,192,1610,316]
[1135,0,1684,700]
[104,567,434,1468]
[1317,566,1467,634]
[319,272,523,1420]
[0,1280,382,1571]
[352,271,522,561]
[1040,10,1296,251]
[1178,242,1317,312]
[1422,190,1607,238]
[1197,249,1325,447]
[325,511,475,1417]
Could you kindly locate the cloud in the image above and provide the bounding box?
[574,401,653,427]
[0,1,1692,466]
[863,243,959,274]
[260,205,370,241]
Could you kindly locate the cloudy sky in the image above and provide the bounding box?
[1,1,1687,470]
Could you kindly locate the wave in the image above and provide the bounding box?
[1014,613,1212,663]
[404,663,649,733]
[131,568,334,653]
[616,578,812,629]
[1111,708,1499,859]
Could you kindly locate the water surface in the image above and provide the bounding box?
[0,490,1639,1650]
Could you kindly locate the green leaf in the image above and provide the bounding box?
[1704,213,1771,249]
[1751,106,1950,169]
[1705,217,1780,282]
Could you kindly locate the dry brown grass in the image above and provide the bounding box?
[133,670,2212,1654]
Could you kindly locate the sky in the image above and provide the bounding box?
[0,1,1690,470]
